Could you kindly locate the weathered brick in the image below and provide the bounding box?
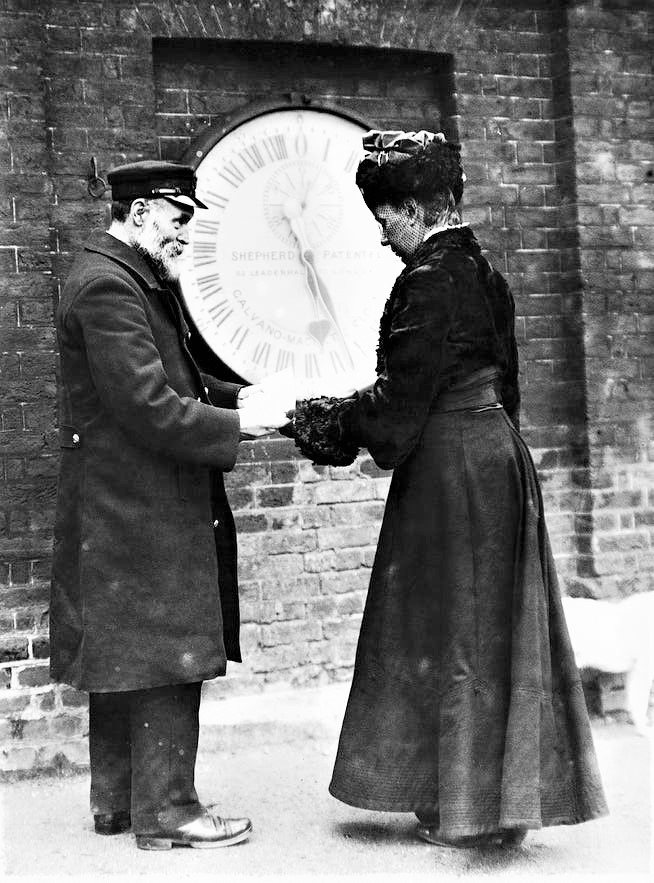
[622,252,654,271]
[507,251,561,274]
[50,714,86,739]
[255,486,295,508]
[240,553,304,582]
[31,636,49,659]
[270,462,299,484]
[620,206,654,226]
[0,248,18,274]
[322,617,364,641]
[320,570,369,596]
[314,480,377,505]
[307,596,338,619]
[0,637,28,663]
[260,619,323,648]
[10,717,50,742]
[259,574,319,602]
[298,507,332,530]
[269,510,302,531]
[234,513,268,533]
[15,664,50,688]
[249,643,311,673]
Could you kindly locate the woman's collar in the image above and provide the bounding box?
[422,221,469,241]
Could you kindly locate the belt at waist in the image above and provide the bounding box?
[430,367,501,413]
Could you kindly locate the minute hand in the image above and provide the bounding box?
[288,216,354,367]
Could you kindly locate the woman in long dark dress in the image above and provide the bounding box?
[288,130,608,847]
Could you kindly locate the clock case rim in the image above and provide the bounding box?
[177,94,376,387]
[181,93,375,171]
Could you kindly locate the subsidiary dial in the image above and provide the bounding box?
[263,160,343,247]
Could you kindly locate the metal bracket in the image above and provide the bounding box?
[87,156,107,198]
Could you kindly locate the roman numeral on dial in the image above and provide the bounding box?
[219,161,246,188]
[239,144,265,172]
[344,151,358,173]
[197,272,222,299]
[262,134,288,162]
[203,190,229,210]
[252,341,271,370]
[275,349,295,371]
[230,325,249,349]
[305,352,321,378]
[329,350,347,373]
[207,299,233,326]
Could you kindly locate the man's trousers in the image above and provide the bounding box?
[89,682,203,834]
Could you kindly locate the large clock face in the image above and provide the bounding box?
[178,106,402,397]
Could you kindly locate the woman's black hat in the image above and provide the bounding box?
[357,130,465,204]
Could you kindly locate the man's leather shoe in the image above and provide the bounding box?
[94,811,131,835]
[136,811,252,850]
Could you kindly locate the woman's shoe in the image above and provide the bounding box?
[136,812,252,850]
[94,811,131,835]
[499,828,528,848]
[416,825,501,848]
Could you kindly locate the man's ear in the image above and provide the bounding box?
[130,198,148,227]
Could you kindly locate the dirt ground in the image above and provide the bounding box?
[1,698,651,883]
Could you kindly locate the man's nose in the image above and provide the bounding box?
[177,228,190,245]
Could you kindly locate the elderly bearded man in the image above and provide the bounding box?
[49,161,288,850]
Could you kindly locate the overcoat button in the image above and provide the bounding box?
[72,433,80,444]
[204,386,209,395]
[213,519,220,528]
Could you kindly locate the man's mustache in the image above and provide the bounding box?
[163,241,185,257]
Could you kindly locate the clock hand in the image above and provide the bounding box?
[301,248,340,330]
[287,215,323,319]
[291,220,355,368]
[284,201,355,367]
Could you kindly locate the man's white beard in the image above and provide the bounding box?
[135,217,184,281]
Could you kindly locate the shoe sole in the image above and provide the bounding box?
[95,827,131,836]
[416,828,501,848]
[137,824,252,850]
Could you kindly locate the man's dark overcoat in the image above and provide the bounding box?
[50,231,244,692]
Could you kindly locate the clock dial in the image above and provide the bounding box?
[178,107,402,397]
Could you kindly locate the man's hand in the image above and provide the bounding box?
[238,399,290,439]
[236,383,265,407]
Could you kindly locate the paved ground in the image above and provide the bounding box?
[0,683,651,882]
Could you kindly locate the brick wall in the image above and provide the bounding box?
[1,0,652,774]
[566,2,654,596]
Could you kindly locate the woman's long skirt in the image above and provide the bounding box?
[329,407,608,836]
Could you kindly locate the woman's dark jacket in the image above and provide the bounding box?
[50,231,244,692]
[293,226,520,467]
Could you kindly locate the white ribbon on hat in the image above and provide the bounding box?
[362,130,447,165]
